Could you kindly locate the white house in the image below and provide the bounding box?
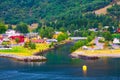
[46,39,58,43]
[5,29,20,37]
[88,28,98,32]
[113,38,120,44]
[0,40,2,44]
[70,37,87,40]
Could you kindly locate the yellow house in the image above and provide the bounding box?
[53,31,63,39]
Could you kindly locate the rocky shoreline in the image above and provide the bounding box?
[0,40,72,62]
[70,53,99,60]
[71,50,120,60]
[0,54,47,62]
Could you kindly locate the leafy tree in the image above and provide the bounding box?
[70,40,88,52]
[112,34,120,39]
[49,42,54,48]
[59,27,66,32]
[107,4,120,20]
[0,0,111,24]
[29,42,36,49]
[24,42,29,48]
[15,38,20,44]
[57,33,68,42]
[2,41,9,46]
[102,31,112,41]
[8,24,13,29]
[0,22,7,34]
[24,41,36,49]
[39,27,54,38]
[16,22,29,33]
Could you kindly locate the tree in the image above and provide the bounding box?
[57,33,68,42]
[103,31,112,41]
[15,38,20,44]
[59,27,66,32]
[29,42,36,49]
[81,30,88,37]
[0,22,7,34]
[112,34,120,39]
[24,41,36,49]
[70,40,88,52]
[16,22,29,33]
[39,27,54,38]
[24,42,29,48]
[8,24,13,29]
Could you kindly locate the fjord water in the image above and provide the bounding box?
[0,43,120,80]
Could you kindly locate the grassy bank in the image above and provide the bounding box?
[0,40,72,57]
[0,44,49,57]
[72,48,120,57]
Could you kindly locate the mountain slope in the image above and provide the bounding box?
[0,0,112,24]
[95,0,120,15]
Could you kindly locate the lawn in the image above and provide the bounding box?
[0,43,50,56]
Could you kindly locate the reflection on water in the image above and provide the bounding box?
[0,43,120,80]
[17,61,46,66]
[82,65,87,76]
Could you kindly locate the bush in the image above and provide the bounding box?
[2,41,10,46]
[29,42,36,49]
[15,38,20,44]
[99,38,105,43]
[24,41,36,49]
[24,42,29,48]
[49,42,54,48]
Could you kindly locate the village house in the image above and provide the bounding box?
[46,39,58,43]
[69,37,87,41]
[0,35,3,44]
[5,30,24,45]
[112,38,120,49]
[53,31,63,39]
[5,29,21,37]
[9,35,25,44]
[0,30,25,46]
[25,32,40,39]
[116,28,120,33]
[88,28,98,32]
[113,38,120,44]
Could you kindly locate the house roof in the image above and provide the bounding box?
[10,36,24,43]
[0,37,3,40]
[117,28,120,33]
[113,38,120,44]
[46,39,57,42]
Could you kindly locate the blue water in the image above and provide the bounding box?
[0,43,120,80]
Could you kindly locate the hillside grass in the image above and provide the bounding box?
[95,1,120,15]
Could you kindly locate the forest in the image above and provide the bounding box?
[0,0,120,33]
[0,0,112,24]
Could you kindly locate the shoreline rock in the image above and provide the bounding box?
[0,40,72,62]
[0,54,47,62]
[71,51,120,59]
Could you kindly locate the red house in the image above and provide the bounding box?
[117,28,120,33]
[0,37,3,41]
[10,36,24,43]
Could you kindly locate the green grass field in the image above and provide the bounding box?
[0,44,50,56]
